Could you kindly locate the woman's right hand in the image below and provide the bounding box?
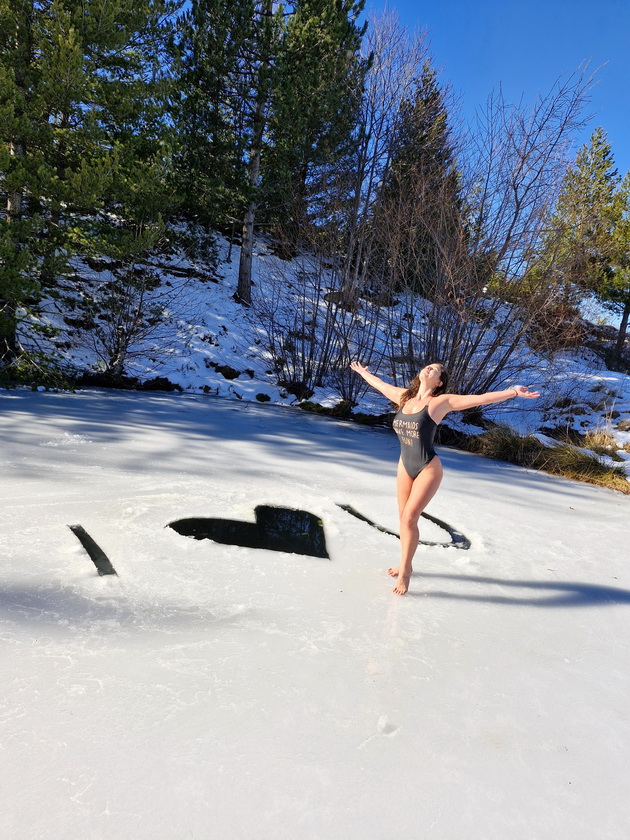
[349,361,406,404]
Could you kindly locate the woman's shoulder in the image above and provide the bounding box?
[431,393,453,404]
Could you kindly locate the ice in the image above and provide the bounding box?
[1,388,629,839]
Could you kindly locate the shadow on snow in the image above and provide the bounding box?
[410,572,630,607]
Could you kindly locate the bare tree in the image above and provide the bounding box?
[251,32,597,413]
[56,257,202,379]
[251,242,387,405]
[374,67,596,395]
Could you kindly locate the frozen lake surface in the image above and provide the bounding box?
[1,389,629,839]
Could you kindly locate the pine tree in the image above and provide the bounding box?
[235,0,367,304]
[170,0,283,305]
[0,0,47,359]
[170,0,253,231]
[371,60,461,299]
[549,127,620,304]
[0,0,175,367]
[235,0,279,305]
[261,0,367,245]
[602,172,630,365]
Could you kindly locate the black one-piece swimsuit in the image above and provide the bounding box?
[392,405,438,479]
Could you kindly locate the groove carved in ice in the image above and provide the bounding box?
[337,504,471,550]
[68,525,119,576]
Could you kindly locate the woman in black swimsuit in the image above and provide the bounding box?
[350,361,539,595]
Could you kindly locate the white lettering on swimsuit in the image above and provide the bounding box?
[392,417,420,446]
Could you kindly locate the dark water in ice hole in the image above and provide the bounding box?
[168,506,330,559]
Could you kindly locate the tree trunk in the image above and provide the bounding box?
[235,0,272,306]
[613,297,630,366]
[237,200,257,305]
[1,1,32,363]
[0,302,18,362]
[1,141,25,362]
[237,117,264,305]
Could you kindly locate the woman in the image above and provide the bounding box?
[349,361,539,595]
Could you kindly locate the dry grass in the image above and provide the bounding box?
[471,425,542,465]
[584,428,618,453]
[543,445,628,491]
[470,425,630,494]
[583,428,626,461]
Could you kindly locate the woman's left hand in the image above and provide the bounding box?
[349,361,369,376]
[512,385,540,399]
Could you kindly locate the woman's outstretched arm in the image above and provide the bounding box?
[349,361,406,405]
[437,385,539,416]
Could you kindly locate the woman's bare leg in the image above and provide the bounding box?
[388,457,443,595]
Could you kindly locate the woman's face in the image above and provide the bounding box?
[420,364,443,390]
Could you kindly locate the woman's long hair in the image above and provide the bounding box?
[399,363,449,407]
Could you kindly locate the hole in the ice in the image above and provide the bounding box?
[168,505,329,559]
[337,504,471,550]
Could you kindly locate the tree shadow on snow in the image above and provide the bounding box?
[0,389,397,481]
[407,572,630,607]
[1,390,624,505]
[0,584,243,630]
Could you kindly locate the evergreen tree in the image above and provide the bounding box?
[261,0,367,245]
[0,0,175,366]
[171,0,367,305]
[549,127,620,304]
[540,127,630,364]
[370,60,461,299]
[170,0,253,231]
[235,0,367,304]
[235,0,279,305]
[602,172,630,365]
[0,0,49,359]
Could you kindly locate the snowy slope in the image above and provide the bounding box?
[1,388,629,839]
[30,233,630,463]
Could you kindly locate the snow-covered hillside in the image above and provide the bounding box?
[29,233,630,472]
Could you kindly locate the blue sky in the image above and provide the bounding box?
[366,0,630,177]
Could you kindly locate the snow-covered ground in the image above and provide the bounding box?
[2,387,629,839]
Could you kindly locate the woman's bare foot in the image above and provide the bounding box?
[388,563,412,578]
[388,562,412,594]
[392,571,411,595]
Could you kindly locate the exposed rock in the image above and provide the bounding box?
[205,361,241,379]
[215,364,241,380]
[277,380,314,401]
[140,377,182,392]
[79,371,140,389]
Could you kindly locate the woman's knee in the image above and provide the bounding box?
[400,510,421,532]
